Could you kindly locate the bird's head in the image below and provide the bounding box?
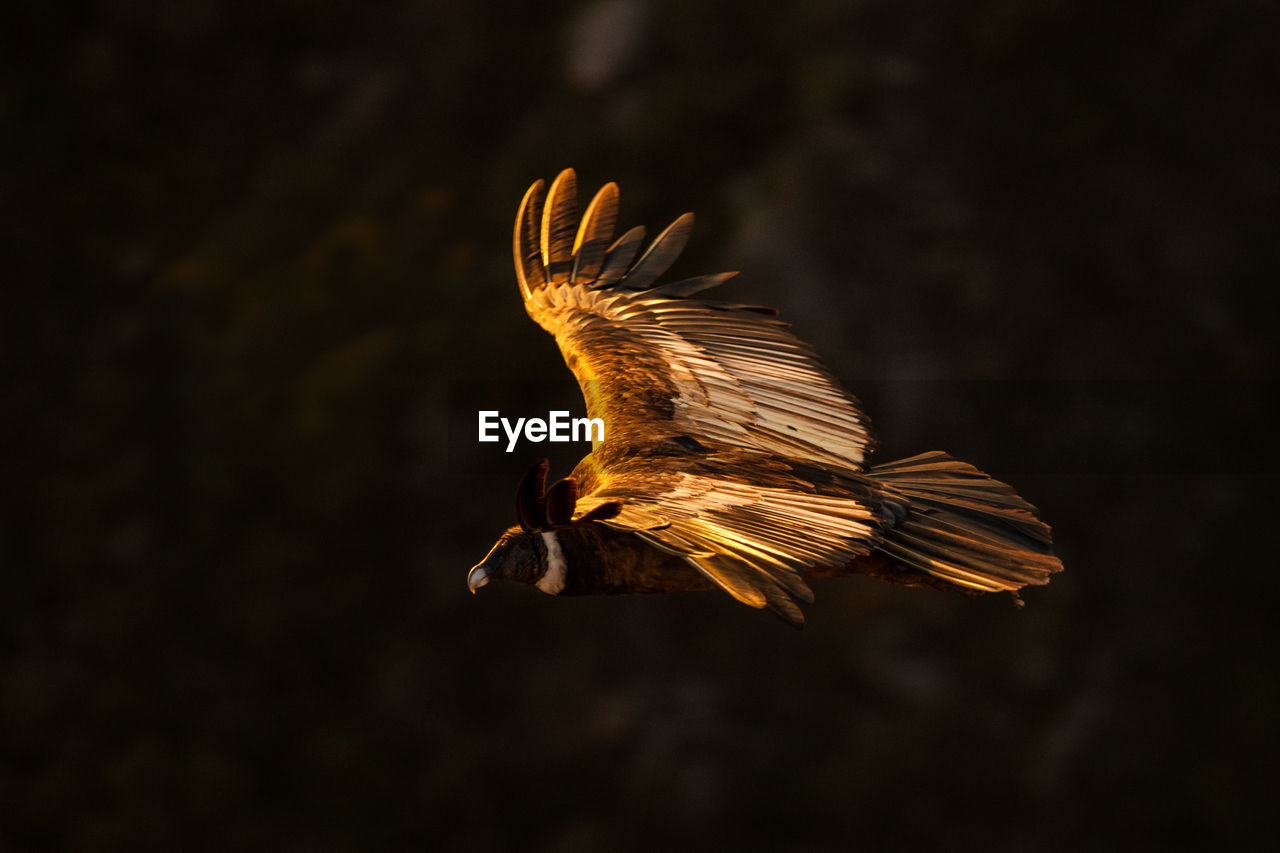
[467,526,549,592]
[467,458,620,596]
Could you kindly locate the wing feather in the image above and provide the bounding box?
[593,226,646,289]
[571,183,618,286]
[540,170,578,285]
[513,180,546,299]
[586,466,880,625]
[647,272,740,299]
[616,213,695,292]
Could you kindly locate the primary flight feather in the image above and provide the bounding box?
[469,169,1062,626]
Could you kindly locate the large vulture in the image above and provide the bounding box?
[468,169,1062,626]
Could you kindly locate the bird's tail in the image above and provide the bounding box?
[869,452,1062,595]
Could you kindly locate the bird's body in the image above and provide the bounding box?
[468,169,1063,626]
[535,523,718,597]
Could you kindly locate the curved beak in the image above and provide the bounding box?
[467,563,490,594]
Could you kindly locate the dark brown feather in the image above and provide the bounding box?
[617,212,695,291]
[593,225,646,289]
[544,477,579,527]
[540,170,578,285]
[571,183,618,286]
[647,272,740,299]
[515,459,549,533]
[575,500,623,524]
[512,180,546,299]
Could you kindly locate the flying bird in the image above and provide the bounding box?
[468,169,1063,626]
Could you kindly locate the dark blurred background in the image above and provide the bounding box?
[5,0,1277,850]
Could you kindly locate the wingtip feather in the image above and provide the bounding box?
[571,182,619,285]
[541,169,579,284]
[647,271,739,299]
[618,212,695,292]
[513,179,547,299]
[594,225,647,288]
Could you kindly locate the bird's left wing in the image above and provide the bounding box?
[573,452,887,626]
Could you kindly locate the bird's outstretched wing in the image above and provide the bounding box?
[513,169,886,623]
[515,169,876,471]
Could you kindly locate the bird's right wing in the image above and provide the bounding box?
[514,169,877,472]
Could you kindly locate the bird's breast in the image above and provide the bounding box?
[556,523,717,596]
